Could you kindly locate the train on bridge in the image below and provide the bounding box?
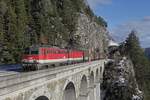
[22,45,101,71]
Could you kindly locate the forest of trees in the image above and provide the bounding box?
[0,0,107,64]
[119,30,150,100]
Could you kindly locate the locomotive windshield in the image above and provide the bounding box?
[30,47,39,54]
[24,47,39,54]
[31,50,38,54]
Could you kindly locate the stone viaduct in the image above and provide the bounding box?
[0,60,105,100]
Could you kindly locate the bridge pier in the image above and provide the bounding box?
[88,83,100,100]
[95,83,101,100]
[78,93,88,100]
[88,86,95,100]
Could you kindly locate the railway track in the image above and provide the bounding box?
[0,61,101,82]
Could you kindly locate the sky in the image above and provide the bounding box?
[87,0,150,48]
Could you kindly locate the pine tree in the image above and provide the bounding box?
[125,30,149,86]
[2,4,17,64]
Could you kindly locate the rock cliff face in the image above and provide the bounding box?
[76,13,108,57]
[101,48,143,100]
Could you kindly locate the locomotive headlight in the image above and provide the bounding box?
[33,60,39,64]
[22,59,27,62]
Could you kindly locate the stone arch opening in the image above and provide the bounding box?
[89,71,95,100]
[63,82,76,100]
[89,71,94,87]
[79,75,88,100]
[100,67,102,74]
[96,69,101,100]
[35,96,49,100]
[96,69,99,83]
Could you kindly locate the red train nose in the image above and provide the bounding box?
[28,57,33,60]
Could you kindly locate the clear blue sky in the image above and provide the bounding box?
[87,0,150,48]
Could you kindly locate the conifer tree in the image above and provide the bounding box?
[2,4,17,64]
[125,30,149,87]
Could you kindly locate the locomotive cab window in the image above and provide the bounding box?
[24,48,30,54]
[31,50,39,54]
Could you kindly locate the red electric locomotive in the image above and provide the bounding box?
[22,45,89,71]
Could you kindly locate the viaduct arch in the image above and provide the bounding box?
[79,75,88,100]
[35,96,49,100]
[63,82,76,100]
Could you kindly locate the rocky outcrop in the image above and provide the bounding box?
[101,55,143,100]
[76,13,109,57]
